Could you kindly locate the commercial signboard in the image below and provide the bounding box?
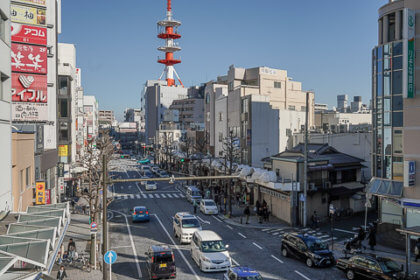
[35,181,45,205]
[13,0,46,7]
[11,23,47,45]
[12,73,47,103]
[11,4,46,26]
[403,8,416,99]
[45,189,50,204]
[404,160,416,187]
[12,102,48,122]
[58,145,68,157]
[11,43,47,74]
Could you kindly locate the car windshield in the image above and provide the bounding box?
[182,219,200,228]
[305,239,328,251]
[205,201,216,206]
[201,240,226,253]
[134,208,146,212]
[154,253,173,264]
[379,259,401,273]
[238,276,263,280]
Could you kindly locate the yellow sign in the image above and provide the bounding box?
[58,145,68,157]
[13,0,46,7]
[11,4,46,26]
[35,181,45,205]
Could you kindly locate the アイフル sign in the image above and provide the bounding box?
[12,73,47,103]
[11,23,47,46]
[11,43,47,74]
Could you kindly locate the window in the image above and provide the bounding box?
[25,167,30,187]
[19,170,23,192]
[288,105,295,111]
[392,112,403,127]
[392,71,403,94]
[59,121,69,141]
[392,95,403,111]
[58,76,69,96]
[218,112,223,121]
[219,132,223,142]
[393,42,403,56]
[393,130,403,154]
[392,56,403,70]
[228,82,234,92]
[58,99,68,118]
[392,156,403,180]
[384,127,392,155]
[383,72,391,96]
[274,81,281,88]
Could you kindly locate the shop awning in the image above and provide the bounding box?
[367,178,403,198]
[329,186,365,197]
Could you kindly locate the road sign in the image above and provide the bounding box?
[329,203,336,215]
[104,250,117,265]
[90,222,98,234]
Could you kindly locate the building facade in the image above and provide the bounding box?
[370,0,420,237]
[99,110,115,126]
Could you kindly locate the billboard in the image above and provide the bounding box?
[11,23,47,46]
[12,103,48,122]
[11,43,47,74]
[13,0,46,7]
[11,73,47,103]
[404,160,416,187]
[35,181,45,205]
[58,145,68,157]
[11,4,46,26]
[403,8,416,99]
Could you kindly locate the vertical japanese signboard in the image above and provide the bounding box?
[11,43,47,74]
[403,8,415,99]
[35,181,46,205]
[404,160,416,187]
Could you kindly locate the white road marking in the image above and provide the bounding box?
[196,216,210,225]
[238,232,246,238]
[136,194,140,199]
[128,185,132,189]
[167,194,173,198]
[135,182,144,195]
[179,193,185,198]
[155,194,160,198]
[152,214,200,280]
[334,228,356,234]
[319,235,330,239]
[124,195,128,200]
[148,194,153,198]
[111,245,132,249]
[172,194,179,198]
[212,216,222,223]
[112,210,142,278]
[273,232,281,236]
[161,194,166,198]
[142,194,147,198]
[261,228,271,231]
[231,258,240,266]
[252,242,263,250]
[295,270,311,280]
[268,228,284,233]
[271,255,284,264]
[226,225,233,230]
[323,237,338,242]
[129,194,134,199]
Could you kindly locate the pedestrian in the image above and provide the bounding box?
[415,238,420,262]
[311,211,319,228]
[368,224,376,251]
[67,238,76,261]
[255,200,260,216]
[193,199,198,214]
[258,207,263,224]
[243,205,251,224]
[57,265,67,279]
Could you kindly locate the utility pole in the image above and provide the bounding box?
[102,154,108,280]
[303,92,309,227]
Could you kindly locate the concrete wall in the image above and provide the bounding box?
[12,132,35,213]
[214,95,228,157]
[278,110,306,153]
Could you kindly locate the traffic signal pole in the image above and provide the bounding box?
[102,154,108,280]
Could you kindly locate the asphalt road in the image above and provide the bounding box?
[107,158,348,280]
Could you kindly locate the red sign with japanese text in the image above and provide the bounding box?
[11,73,47,103]
[11,23,47,46]
[11,43,47,74]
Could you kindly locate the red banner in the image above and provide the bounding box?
[12,73,47,103]
[11,23,47,46]
[11,43,47,74]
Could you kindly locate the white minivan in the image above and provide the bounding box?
[186,186,202,203]
[200,199,218,215]
[173,212,202,244]
[191,230,231,272]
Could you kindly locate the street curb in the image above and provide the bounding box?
[217,214,291,230]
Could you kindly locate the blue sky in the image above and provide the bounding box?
[60,0,388,121]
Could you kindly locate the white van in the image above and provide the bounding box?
[173,212,202,244]
[186,186,202,203]
[191,230,231,272]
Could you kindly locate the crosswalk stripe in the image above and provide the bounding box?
[161,194,166,198]
[124,195,128,199]
[261,228,271,232]
[172,194,179,198]
[273,232,280,236]
[179,193,185,198]
[166,194,173,198]
[148,194,153,198]
[117,196,123,199]
[136,194,140,199]
[319,235,330,239]
[155,194,160,198]
[130,194,134,199]
[142,194,147,198]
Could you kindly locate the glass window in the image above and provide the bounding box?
[274,81,281,88]
[392,95,403,111]
[384,112,391,126]
[384,58,391,71]
[288,105,295,110]
[376,156,382,178]
[407,208,420,228]
[384,97,391,111]
[393,130,403,154]
[19,170,23,192]
[377,60,383,73]
[200,240,227,253]
[384,44,391,58]
[384,128,392,155]
[376,129,382,154]
[381,198,402,225]
[59,99,68,118]
[383,72,391,95]
[25,167,30,187]
[377,74,383,97]
[377,46,383,59]
[58,76,69,96]
[181,218,200,228]
[392,71,403,94]
[393,42,403,56]
[392,112,403,127]
[392,156,403,181]
[392,56,403,70]
[384,156,392,179]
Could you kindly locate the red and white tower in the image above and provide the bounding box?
[157,0,183,87]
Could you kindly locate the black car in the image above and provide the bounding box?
[336,254,405,280]
[145,245,176,279]
[281,233,334,267]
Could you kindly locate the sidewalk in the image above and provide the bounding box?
[50,213,103,279]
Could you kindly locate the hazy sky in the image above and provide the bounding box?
[59,0,388,120]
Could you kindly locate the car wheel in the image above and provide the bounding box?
[346,270,355,280]
[281,247,288,257]
[306,258,313,268]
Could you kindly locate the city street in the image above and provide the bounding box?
[107,159,347,280]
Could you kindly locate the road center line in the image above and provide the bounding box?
[334,228,356,234]
[152,214,201,280]
[295,270,311,280]
[238,232,246,238]
[271,255,284,264]
[252,242,263,250]
[196,216,210,225]
[112,210,142,278]
[226,225,233,230]
[212,216,222,223]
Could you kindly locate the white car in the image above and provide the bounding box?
[191,230,231,272]
[145,181,157,191]
[200,199,218,215]
[173,212,202,244]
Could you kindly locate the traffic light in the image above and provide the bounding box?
[180,158,185,162]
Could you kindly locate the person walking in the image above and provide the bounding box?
[311,211,319,229]
[243,205,251,224]
[193,199,198,214]
[255,200,260,216]
[415,238,420,262]
[368,224,377,251]
[56,265,68,279]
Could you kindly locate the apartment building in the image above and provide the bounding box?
[99,110,115,126]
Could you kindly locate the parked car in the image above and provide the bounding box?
[191,230,231,272]
[145,181,158,191]
[223,267,263,280]
[131,206,150,222]
[200,199,218,215]
[145,245,176,279]
[281,233,334,267]
[186,186,202,203]
[336,254,405,280]
[173,212,201,244]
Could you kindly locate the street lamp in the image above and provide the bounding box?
[329,203,336,250]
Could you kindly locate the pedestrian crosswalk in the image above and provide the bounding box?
[113,193,185,200]
[261,227,339,242]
